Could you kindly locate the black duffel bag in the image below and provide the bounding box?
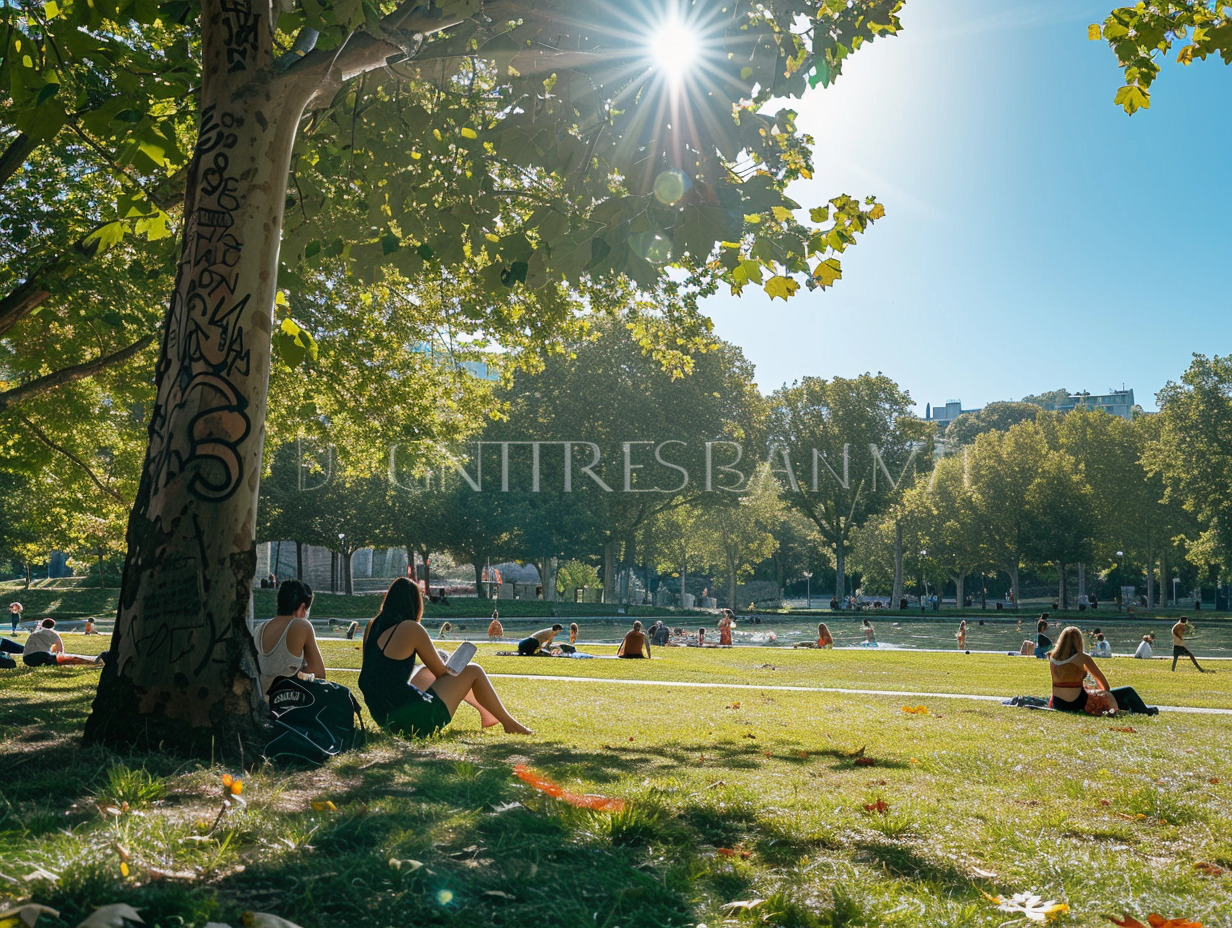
[265,676,364,765]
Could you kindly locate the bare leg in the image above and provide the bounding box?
[429,665,532,734]
[56,654,98,665]
[409,666,500,728]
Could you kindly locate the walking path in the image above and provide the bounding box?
[324,667,1232,715]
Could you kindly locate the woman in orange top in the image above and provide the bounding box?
[487,618,503,641]
[717,609,735,646]
[569,622,579,645]
[816,622,833,648]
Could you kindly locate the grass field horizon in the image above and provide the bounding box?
[2,644,1230,928]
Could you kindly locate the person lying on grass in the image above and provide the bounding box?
[1048,626,1157,716]
[517,624,563,656]
[21,619,99,666]
[360,578,532,737]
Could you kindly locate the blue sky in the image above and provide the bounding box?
[702,0,1232,413]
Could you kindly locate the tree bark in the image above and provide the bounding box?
[84,0,322,755]
[834,541,846,608]
[1058,562,1068,611]
[1077,562,1086,599]
[343,549,353,595]
[891,520,903,608]
[955,570,965,611]
[1009,563,1020,610]
[473,561,487,599]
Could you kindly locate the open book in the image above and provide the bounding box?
[444,641,477,674]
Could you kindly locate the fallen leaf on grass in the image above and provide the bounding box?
[512,765,625,812]
[909,757,920,765]
[1108,916,1204,928]
[726,702,741,710]
[1210,778,1221,785]
[0,903,60,927]
[1193,861,1226,876]
[763,751,773,758]
[863,799,889,814]
[742,732,756,739]
[309,800,337,812]
[854,757,876,767]
[720,899,765,911]
[1111,726,1137,733]
[716,847,752,859]
[901,705,930,716]
[867,779,887,786]
[1099,799,1112,806]
[77,904,144,928]
[794,750,810,758]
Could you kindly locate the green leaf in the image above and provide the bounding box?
[80,221,126,256]
[764,275,799,301]
[273,317,319,367]
[812,258,842,288]
[1113,84,1150,114]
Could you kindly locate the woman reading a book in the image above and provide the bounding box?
[360,578,532,737]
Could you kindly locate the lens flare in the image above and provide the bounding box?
[649,17,700,84]
[654,169,689,205]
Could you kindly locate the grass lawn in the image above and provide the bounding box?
[2,643,1230,928]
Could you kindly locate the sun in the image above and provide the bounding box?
[648,16,701,84]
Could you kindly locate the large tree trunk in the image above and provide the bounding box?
[85,0,320,755]
[1009,563,1020,610]
[955,570,965,610]
[343,550,353,595]
[421,550,431,590]
[1077,562,1086,599]
[891,520,903,608]
[1058,562,1068,611]
[295,540,303,580]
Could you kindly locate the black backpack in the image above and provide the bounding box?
[265,676,365,765]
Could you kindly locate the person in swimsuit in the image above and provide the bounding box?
[517,624,563,656]
[696,627,706,646]
[616,620,651,658]
[360,578,531,737]
[1048,626,1156,715]
[717,609,735,646]
[569,623,579,646]
[83,617,98,635]
[955,620,967,651]
[437,621,452,639]
[487,618,504,641]
[1034,616,1052,659]
[252,580,327,695]
[1170,618,1212,673]
[817,622,833,648]
[861,618,876,645]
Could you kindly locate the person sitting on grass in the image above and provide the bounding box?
[22,619,99,666]
[617,620,651,659]
[1171,618,1213,673]
[517,624,563,656]
[252,579,327,695]
[569,622,579,646]
[1048,626,1157,716]
[359,578,531,737]
[1133,634,1155,659]
[438,621,452,639]
[1090,633,1112,658]
[1034,616,1053,659]
[818,622,834,648]
[487,617,504,641]
[0,636,23,669]
[83,617,98,635]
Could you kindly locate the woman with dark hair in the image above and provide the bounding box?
[1049,626,1157,715]
[359,578,531,738]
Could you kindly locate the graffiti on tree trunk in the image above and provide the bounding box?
[148,102,253,509]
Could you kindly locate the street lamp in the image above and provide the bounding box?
[1173,576,1180,607]
[919,549,928,613]
[1116,551,1124,612]
[802,571,813,610]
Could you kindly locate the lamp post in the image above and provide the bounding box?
[338,533,346,596]
[1173,576,1180,607]
[919,549,927,613]
[802,571,813,609]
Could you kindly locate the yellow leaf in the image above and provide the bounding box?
[869,203,886,220]
[771,206,793,222]
[120,862,129,877]
[1088,23,1101,41]
[460,127,478,139]
[764,275,799,301]
[1177,45,1196,65]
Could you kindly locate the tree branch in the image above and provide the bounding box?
[14,413,128,505]
[0,334,156,413]
[0,131,37,190]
